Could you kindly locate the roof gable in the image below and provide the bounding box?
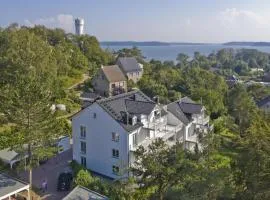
[101,65,126,82]
[117,57,142,72]
[63,185,108,200]
[167,97,204,124]
[97,90,156,132]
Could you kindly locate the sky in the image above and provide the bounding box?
[1,0,270,42]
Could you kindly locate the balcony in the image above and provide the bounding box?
[130,124,181,151]
[112,86,126,96]
[193,116,209,125]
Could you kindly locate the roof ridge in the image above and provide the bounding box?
[124,98,156,104]
[97,90,138,104]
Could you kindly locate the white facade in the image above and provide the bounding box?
[72,95,210,179]
[58,136,71,153]
[75,18,84,36]
[72,103,129,179]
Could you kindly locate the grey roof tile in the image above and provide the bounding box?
[167,97,203,124]
[62,185,108,200]
[117,57,142,72]
[97,90,156,132]
[0,173,29,199]
[101,65,126,82]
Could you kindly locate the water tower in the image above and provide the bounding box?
[75,18,84,36]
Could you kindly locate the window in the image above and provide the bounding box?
[81,141,86,154]
[80,126,86,138]
[112,149,119,158]
[133,134,137,146]
[112,165,119,175]
[112,132,119,142]
[81,156,86,167]
[93,113,97,119]
[112,83,116,88]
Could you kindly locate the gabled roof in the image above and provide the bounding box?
[125,99,156,115]
[0,149,18,163]
[62,185,108,200]
[101,65,126,82]
[117,57,142,73]
[257,95,270,107]
[167,97,203,125]
[179,97,203,114]
[97,90,156,132]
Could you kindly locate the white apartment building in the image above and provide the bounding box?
[72,90,210,179]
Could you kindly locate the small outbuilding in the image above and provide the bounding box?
[0,173,30,200]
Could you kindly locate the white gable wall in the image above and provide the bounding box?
[72,103,129,179]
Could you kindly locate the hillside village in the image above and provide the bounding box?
[0,24,270,200]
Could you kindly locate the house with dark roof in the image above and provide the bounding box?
[116,57,143,83]
[71,90,183,179]
[62,185,108,200]
[257,95,270,113]
[166,97,211,150]
[72,90,211,179]
[92,65,127,97]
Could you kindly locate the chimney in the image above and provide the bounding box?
[153,96,159,104]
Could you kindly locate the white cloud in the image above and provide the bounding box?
[24,14,74,33]
[219,8,268,28]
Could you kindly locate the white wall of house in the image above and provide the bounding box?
[92,70,110,96]
[126,71,143,83]
[58,136,71,153]
[167,112,181,126]
[72,103,129,179]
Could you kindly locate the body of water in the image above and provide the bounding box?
[102,44,270,62]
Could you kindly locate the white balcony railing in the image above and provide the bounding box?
[193,116,209,125]
[130,124,181,151]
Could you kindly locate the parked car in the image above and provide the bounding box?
[57,172,73,191]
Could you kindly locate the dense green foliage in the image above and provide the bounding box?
[1,24,270,199]
[0,25,113,189]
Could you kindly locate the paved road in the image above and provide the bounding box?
[19,149,73,200]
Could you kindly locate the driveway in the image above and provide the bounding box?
[19,149,73,200]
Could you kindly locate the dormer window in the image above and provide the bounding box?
[154,110,160,117]
[128,115,137,126]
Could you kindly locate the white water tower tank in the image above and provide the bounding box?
[75,18,84,36]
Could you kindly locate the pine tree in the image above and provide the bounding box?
[1,70,63,191]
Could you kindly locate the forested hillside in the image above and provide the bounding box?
[0,25,270,200]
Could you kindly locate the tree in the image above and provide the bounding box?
[234,114,270,199]
[116,46,145,62]
[183,67,228,117]
[0,71,64,191]
[227,84,258,133]
[132,139,191,200]
[75,169,95,187]
[176,53,189,67]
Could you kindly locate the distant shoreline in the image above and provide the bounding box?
[101,41,211,46]
[101,41,270,47]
